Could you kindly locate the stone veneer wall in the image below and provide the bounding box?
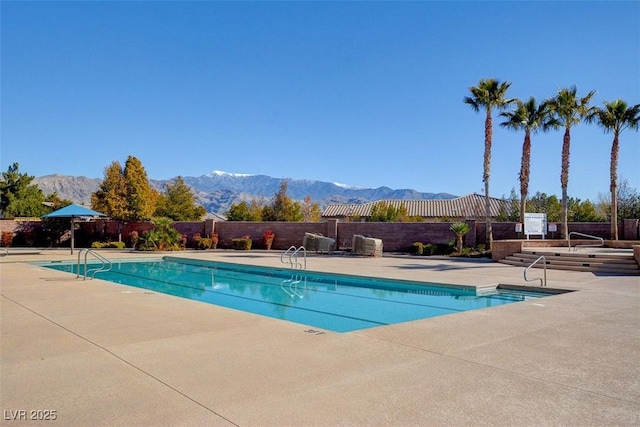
[491,240,524,261]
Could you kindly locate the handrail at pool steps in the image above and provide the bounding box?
[77,249,113,280]
[568,232,604,252]
[524,255,547,287]
[281,245,307,270]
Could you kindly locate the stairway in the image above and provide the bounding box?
[499,250,639,275]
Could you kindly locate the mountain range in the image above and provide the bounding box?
[33,171,456,215]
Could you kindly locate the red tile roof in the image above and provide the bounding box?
[322,193,512,219]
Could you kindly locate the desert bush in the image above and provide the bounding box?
[194,237,212,250]
[434,243,455,255]
[423,243,436,256]
[411,242,424,255]
[231,236,252,250]
[456,247,474,256]
[91,241,126,249]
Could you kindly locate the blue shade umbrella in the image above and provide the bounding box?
[42,204,107,254]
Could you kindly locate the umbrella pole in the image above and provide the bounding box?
[70,218,74,255]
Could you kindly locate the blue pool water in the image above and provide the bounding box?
[42,257,550,332]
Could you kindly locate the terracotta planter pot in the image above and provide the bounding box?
[265,238,274,250]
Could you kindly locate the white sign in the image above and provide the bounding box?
[524,213,547,239]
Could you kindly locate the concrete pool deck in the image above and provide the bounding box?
[1,249,638,426]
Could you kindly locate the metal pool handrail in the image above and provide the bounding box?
[77,249,113,280]
[568,232,604,252]
[280,245,307,270]
[524,255,547,287]
[281,246,296,266]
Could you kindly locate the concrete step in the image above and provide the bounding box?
[499,252,639,275]
[512,251,637,266]
[525,250,635,261]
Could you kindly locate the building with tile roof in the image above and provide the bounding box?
[204,211,227,222]
[322,193,513,221]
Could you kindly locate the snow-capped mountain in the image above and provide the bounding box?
[34,171,456,215]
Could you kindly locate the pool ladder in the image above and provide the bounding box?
[77,249,113,280]
[281,246,307,270]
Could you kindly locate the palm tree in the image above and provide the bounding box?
[500,97,559,224]
[450,222,471,253]
[546,86,596,240]
[587,100,640,240]
[464,78,514,249]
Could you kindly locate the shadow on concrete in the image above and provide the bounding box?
[391,263,486,272]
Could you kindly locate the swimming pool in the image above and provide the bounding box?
[42,257,551,332]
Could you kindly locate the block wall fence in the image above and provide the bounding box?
[2,218,639,251]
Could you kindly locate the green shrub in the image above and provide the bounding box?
[232,237,252,250]
[449,245,491,258]
[411,242,424,255]
[457,247,474,256]
[91,241,126,249]
[434,243,454,255]
[423,243,436,256]
[194,237,212,250]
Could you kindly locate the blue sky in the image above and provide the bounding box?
[2,1,639,201]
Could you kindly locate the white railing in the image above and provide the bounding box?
[280,246,307,270]
[568,232,604,252]
[77,249,113,280]
[524,255,547,287]
[281,246,296,267]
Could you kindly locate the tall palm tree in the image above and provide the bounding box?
[546,86,596,240]
[500,97,559,224]
[587,99,640,240]
[464,78,514,249]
